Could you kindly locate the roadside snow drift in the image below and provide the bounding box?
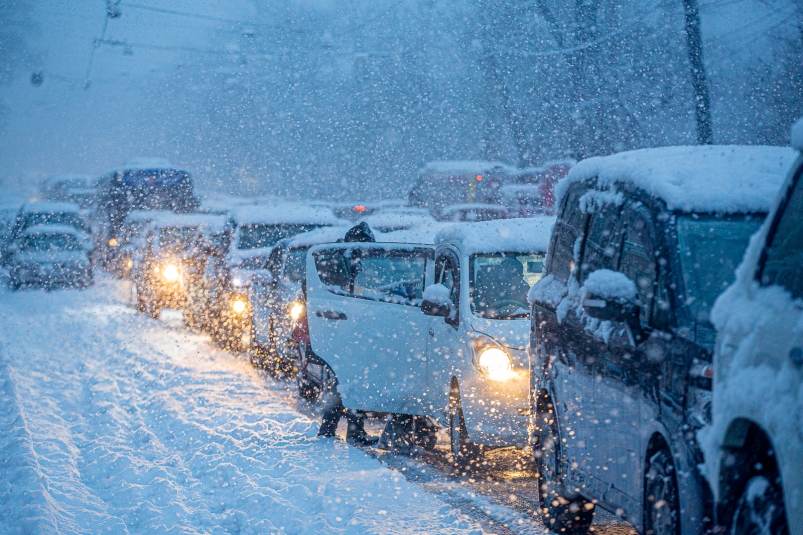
[0,277,483,535]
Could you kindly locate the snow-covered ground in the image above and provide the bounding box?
[0,275,492,534]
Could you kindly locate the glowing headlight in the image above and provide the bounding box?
[476,346,514,382]
[162,263,180,282]
[289,301,304,320]
[108,238,119,247]
[231,276,244,287]
[126,258,133,269]
[231,297,248,314]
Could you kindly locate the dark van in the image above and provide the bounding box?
[527,145,796,535]
[94,158,199,265]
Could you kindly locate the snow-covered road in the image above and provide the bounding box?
[0,277,489,534]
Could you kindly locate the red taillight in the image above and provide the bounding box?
[476,175,483,181]
[354,205,367,212]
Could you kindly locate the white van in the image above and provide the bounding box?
[305,217,553,463]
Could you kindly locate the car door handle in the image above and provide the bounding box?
[316,310,347,320]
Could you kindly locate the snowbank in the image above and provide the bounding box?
[436,216,555,255]
[557,145,797,213]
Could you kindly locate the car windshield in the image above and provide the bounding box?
[21,233,80,251]
[677,214,763,324]
[159,226,198,251]
[470,253,545,319]
[284,246,309,283]
[238,224,327,249]
[22,212,85,233]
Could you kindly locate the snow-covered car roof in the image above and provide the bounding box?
[232,203,340,226]
[286,226,350,248]
[361,212,435,232]
[440,203,508,214]
[421,160,517,175]
[435,216,556,255]
[381,225,444,245]
[21,201,82,214]
[558,145,797,214]
[19,224,86,237]
[124,210,176,223]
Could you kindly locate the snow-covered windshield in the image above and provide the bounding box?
[159,226,198,251]
[238,224,327,250]
[677,215,763,323]
[470,253,544,319]
[20,233,80,251]
[284,247,309,283]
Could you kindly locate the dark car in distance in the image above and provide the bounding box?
[527,145,797,535]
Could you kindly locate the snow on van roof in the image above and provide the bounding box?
[286,226,350,248]
[421,160,518,175]
[558,145,797,213]
[22,201,81,213]
[232,203,340,226]
[436,216,555,255]
[381,225,446,245]
[21,224,84,236]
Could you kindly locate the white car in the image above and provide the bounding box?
[305,217,553,463]
[8,225,93,290]
[702,119,803,535]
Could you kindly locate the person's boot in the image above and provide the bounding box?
[345,411,378,446]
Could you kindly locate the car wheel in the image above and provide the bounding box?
[296,344,318,400]
[644,448,681,535]
[534,398,594,534]
[448,385,482,470]
[730,475,788,535]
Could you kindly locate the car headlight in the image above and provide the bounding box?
[231,296,248,314]
[162,263,180,282]
[108,238,119,247]
[232,276,244,287]
[125,257,133,269]
[289,301,304,320]
[473,338,514,381]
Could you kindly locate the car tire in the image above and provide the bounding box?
[730,475,788,535]
[448,384,482,470]
[644,447,681,535]
[534,397,594,535]
[296,346,318,400]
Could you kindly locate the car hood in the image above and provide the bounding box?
[16,250,89,264]
[470,317,530,350]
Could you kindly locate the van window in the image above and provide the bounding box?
[619,205,657,324]
[581,204,623,283]
[762,170,803,299]
[548,183,589,284]
[314,247,430,306]
[470,253,544,319]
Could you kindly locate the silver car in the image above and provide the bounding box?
[8,225,93,290]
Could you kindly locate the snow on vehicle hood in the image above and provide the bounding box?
[471,317,530,351]
[436,216,555,255]
[558,145,797,214]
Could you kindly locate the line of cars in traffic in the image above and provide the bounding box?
[4,127,802,535]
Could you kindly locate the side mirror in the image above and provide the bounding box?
[421,298,452,318]
[421,283,458,326]
[581,269,639,323]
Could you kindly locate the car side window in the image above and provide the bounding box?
[549,183,590,284]
[315,247,430,306]
[618,204,658,324]
[581,203,624,283]
[761,169,803,299]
